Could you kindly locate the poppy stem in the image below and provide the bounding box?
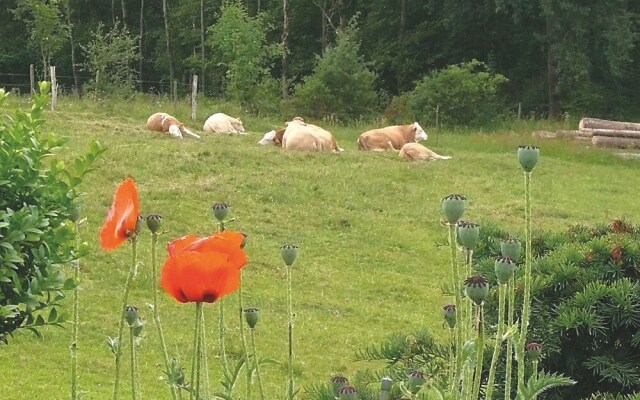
[200,310,210,399]
[504,277,515,400]
[471,303,484,400]
[286,264,294,400]
[250,327,265,400]
[113,238,137,400]
[237,272,252,400]
[447,223,463,399]
[150,233,178,400]
[218,299,230,386]
[190,302,203,400]
[70,223,80,400]
[517,171,533,392]
[130,327,139,400]
[485,283,506,400]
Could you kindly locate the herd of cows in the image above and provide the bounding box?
[145,112,452,162]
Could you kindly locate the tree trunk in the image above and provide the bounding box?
[200,0,206,93]
[120,0,127,28]
[579,129,640,139]
[399,0,406,38]
[63,0,80,94]
[112,0,116,25]
[257,0,261,13]
[162,0,176,86]
[546,16,560,119]
[337,0,346,30]
[139,0,144,88]
[579,118,640,131]
[281,0,289,99]
[592,135,640,149]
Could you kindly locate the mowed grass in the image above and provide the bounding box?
[2,94,640,400]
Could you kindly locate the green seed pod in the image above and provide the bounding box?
[457,221,480,249]
[330,375,348,396]
[525,342,542,361]
[281,244,298,267]
[407,370,425,394]
[338,386,358,400]
[464,275,489,305]
[380,376,393,392]
[211,202,229,222]
[441,194,466,224]
[146,214,162,234]
[135,215,144,234]
[442,304,456,329]
[243,307,260,329]
[132,317,144,337]
[500,238,522,262]
[494,256,516,285]
[517,145,540,172]
[124,306,139,327]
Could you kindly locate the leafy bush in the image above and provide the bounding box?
[0,83,104,343]
[405,60,508,126]
[292,18,378,122]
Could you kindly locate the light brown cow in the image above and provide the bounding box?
[203,112,246,134]
[357,122,428,151]
[281,118,343,152]
[257,127,286,146]
[146,112,200,139]
[399,142,452,162]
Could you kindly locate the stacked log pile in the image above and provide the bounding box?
[534,118,640,149]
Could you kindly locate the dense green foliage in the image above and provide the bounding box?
[1,0,638,121]
[0,84,103,343]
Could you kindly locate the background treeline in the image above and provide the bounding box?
[1,0,639,124]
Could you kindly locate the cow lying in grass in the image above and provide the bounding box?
[203,112,246,134]
[399,142,452,162]
[146,112,200,139]
[357,122,428,151]
[258,117,343,152]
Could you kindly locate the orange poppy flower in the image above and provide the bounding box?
[160,231,248,303]
[99,178,140,250]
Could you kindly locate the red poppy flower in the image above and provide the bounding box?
[99,178,140,250]
[160,231,248,303]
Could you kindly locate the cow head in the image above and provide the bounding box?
[258,130,277,145]
[413,122,428,142]
[231,118,245,133]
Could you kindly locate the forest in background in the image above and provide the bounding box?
[1,0,639,123]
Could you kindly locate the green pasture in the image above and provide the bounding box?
[1,95,639,400]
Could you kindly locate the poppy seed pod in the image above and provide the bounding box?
[464,275,489,305]
[525,342,542,361]
[146,214,162,234]
[407,370,425,394]
[132,317,144,337]
[442,304,456,329]
[124,306,139,327]
[330,375,349,396]
[281,244,298,266]
[517,145,540,172]
[69,204,81,223]
[457,221,480,249]
[211,202,229,222]
[500,238,522,262]
[338,385,358,400]
[240,232,248,249]
[380,376,393,392]
[494,256,516,285]
[442,194,466,224]
[131,215,144,236]
[243,307,260,329]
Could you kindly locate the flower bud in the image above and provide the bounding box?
[500,238,521,262]
[69,204,81,223]
[494,256,516,285]
[146,214,162,234]
[330,375,348,396]
[211,202,229,222]
[442,304,456,329]
[281,244,298,267]
[380,376,393,392]
[457,221,480,249]
[243,307,260,329]
[132,317,144,337]
[525,342,542,361]
[464,275,489,305]
[407,370,425,394]
[125,306,139,327]
[338,385,357,400]
[240,232,248,249]
[441,194,466,224]
[135,215,144,235]
[517,145,540,172]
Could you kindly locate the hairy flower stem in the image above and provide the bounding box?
[150,233,178,400]
[448,224,463,398]
[517,171,533,391]
[129,327,139,400]
[286,265,295,400]
[237,272,251,400]
[113,238,137,400]
[471,305,485,400]
[218,299,230,385]
[190,303,203,400]
[71,225,80,400]
[505,278,515,400]
[465,250,474,345]
[448,330,455,387]
[200,313,210,400]
[485,284,506,400]
[250,328,266,400]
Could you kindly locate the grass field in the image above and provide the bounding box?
[2,94,640,400]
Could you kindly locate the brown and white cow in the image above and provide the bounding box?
[258,117,343,152]
[399,142,452,162]
[203,112,246,134]
[146,112,200,139]
[257,127,286,146]
[357,122,428,151]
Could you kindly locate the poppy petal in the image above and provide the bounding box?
[167,234,200,257]
[99,178,140,250]
[185,231,248,270]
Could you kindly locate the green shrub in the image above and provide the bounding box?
[0,83,104,343]
[405,60,508,126]
[292,19,378,122]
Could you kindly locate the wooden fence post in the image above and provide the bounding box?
[29,64,35,96]
[172,80,178,104]
[191,75,198,121]
[435,104,440,144]
[50,66,57,111]
[518,102,522,120]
